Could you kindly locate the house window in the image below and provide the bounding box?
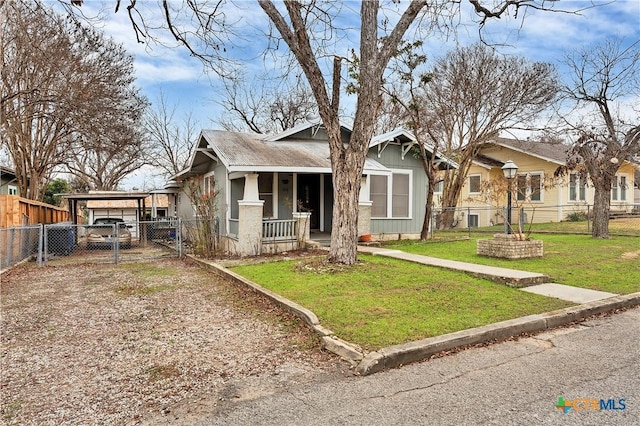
[468,174,481,194]
[468,214,479,228]
[258,173,274,217]
[611,175,627,202]
[392,173,410,217]
[370,175,388,217]
[434,180,443,193]
[202,173,215,196]
[371,171,412,218]
[230,179,243,219]
[516,173,543,202]
[569,174,586,202]
[8,185,17,195]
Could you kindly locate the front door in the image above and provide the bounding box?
[297,174,320,229]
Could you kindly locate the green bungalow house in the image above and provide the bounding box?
[174,120,457,255]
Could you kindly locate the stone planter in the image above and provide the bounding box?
[477,233,543,259]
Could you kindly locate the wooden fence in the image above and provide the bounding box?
[0,195,68,228]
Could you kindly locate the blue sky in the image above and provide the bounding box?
[71,0,640,189]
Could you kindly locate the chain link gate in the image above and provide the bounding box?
[42,220,182,266]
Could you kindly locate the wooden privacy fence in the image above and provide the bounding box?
[0,195,68,228]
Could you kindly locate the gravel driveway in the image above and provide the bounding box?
[0,258,350,425]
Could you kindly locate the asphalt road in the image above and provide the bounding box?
[195,307,639,426]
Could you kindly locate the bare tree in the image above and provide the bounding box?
[86,0,570,264]
[1,0,147,199]
[422,43,559,229]
[215,75,318,134]
[557,38,640,238]
[383,40,446,240]
[144,92,198,178]
[1,0,76,200]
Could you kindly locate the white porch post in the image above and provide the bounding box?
[237,173,264,256]
[358,175,373,237]
[292,212,311,247]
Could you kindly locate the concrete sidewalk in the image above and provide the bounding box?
[359,246,549,287]
[358,245,619,303]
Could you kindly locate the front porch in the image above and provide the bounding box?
[221,173,372,256]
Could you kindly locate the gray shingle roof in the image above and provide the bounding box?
[494,138,570,164]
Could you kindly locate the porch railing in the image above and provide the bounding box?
[262,219,297,241]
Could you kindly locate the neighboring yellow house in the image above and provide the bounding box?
[452,138,638,227]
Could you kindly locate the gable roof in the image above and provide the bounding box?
[266,119,353,142]
[370,128,459,170]
[491,138,570,165]
[176,129,390,179]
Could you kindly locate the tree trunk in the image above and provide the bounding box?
[327,150,364,264]
[591,183,611,239]
[439,169,466,229]
[422,184,434,240]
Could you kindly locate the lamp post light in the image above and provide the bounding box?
[501,160,518,235]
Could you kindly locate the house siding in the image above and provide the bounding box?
[458,144,638,226]
[367,144,427,235]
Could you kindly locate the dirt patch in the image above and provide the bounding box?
[621,250,640,260]
[0,258,351,425]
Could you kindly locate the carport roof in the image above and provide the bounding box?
[59,191,150,201]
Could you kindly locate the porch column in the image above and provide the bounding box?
[237,173,264,256]
[292,212,311,247]
[358,175,373,237]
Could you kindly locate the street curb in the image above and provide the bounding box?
[356,292,640,375]
[188,255,639,375]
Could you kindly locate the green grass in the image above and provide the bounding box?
[386,234,640,295]
[232,255,572,351]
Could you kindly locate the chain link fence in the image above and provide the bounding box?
[431,205,640,238]
[0,225,42,270]
[41,220,182,266]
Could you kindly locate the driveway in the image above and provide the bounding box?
[0,259,351,425]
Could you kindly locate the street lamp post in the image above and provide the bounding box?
[501,160,518,235]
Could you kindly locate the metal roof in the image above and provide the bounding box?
[59,191,150,201]
[199,130,390,174]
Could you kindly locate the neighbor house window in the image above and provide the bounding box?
[516,173,543,202]
[258,173,274,217]
[611,175,627,202]
[371,170,412,218]
[434,180,443,193]
[8,185,17,195]
[569,174,586,202]
[468,174,481,194]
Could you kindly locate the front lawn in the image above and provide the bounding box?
[387,234,640,295]
[231,255,572,351]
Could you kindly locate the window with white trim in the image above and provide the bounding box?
[569,173,586,202]
[8,185,17,195]
[371,170,412,218]
[611,174,627,201]
[516,173,543,202]
[468,174,481,194]
[371,175,388,217]
[392,173,410,217]
[203,173,215,196]
[434,180,443,193]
